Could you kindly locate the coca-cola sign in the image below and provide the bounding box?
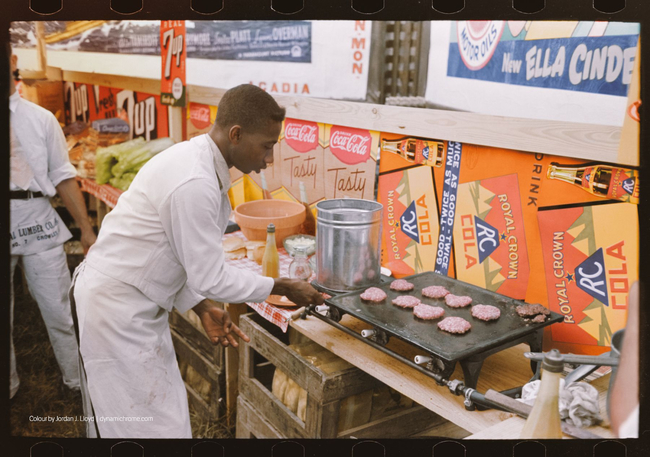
[189,102,212,130]
[284,119,319,153]
[329,126,372,165]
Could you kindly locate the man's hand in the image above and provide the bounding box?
[192,299,250,348]
[272,278,325,307]
[55,178,96,255]
[80,228,97,255]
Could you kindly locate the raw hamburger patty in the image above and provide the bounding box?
[437,316,472,334]
[471,304,501,321]
[392,295,421,308]
[421,285,450,298]
[444,294,473,308]
[413,303,445,320]
[532,314,547,323]
[516,303,550,318]
[360,287,387,302]
[390,279,414,291]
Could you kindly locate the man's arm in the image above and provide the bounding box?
[55,178,97,254]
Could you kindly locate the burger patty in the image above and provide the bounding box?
[444,294,473,308]
[421,285,450,299]
[437,316,472,334]
[390,279,415,291]
[413,303,445,320]
[470,304,501,321]
[392,295,421,308]
[532,314,547,323]
[516,303,550,318]
[360,287,387,302]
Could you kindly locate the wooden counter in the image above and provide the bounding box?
[290,313,613,438]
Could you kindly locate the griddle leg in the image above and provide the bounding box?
[527,330,545,381]
[460,359,486,410]
[460,359,484,390]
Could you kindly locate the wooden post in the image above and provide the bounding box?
[225,302,248,427]
[168,106,184,144]
[35,22,47,75]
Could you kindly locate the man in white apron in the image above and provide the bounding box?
[9,52,97,399]
[72,84,324,438]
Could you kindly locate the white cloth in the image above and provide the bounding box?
[75,134,274,437]
[85,133,274,312]
[9,126,34,190]
[520,378,602,427]
[10,246,80,397]
[617,404,639,438]
[9,91,77,195]
[73,262,191,438]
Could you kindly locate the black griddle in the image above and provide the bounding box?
[314,271,563,391]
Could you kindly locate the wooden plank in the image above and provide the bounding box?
[416,421,471,439]
[338,405,442,439]
[62,70,161,95]
[237,395,284,439]
[171,329,222,383]
[290,314,523,434]
[57,69,622,162]
[187,84,621,162]
[96,198,107,229]
[321,367,379,403]
[239,376,309,438]
[224,302,247,428]
[240,315,327,401]
[35,22,47,73]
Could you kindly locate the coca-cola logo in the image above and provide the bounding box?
[628,99,641,123]
[329,126,372,165]
[284,118,318,153]
[189,103,212,130]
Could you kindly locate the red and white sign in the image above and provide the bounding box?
[329,126,372,165]
[189,102,212,130]
[456,21,504,71]
[284,119,319,153]
[161,20,186,106]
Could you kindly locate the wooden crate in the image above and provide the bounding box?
[169,308,224,368]
[236,395,284,439]
[171,328,225,421]
[238,313,442,439]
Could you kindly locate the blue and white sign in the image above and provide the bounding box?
[435,141,462,276]
[449,26,637,97]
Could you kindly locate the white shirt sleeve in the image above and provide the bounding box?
[45,111,77,187]
[172,283,206,314]
[160,178,274,304]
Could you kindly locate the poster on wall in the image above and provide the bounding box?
[63,81,169,140]
[11,20,371,100]
[160,20,186,106]
[377,133,639,353]
[425,21,640,127]
[538,202,638,355]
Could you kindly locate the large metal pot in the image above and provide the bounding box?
[315,199,383,292]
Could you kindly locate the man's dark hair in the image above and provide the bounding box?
[216,84,286,133]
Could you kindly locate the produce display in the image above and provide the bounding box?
[95,137,175,190]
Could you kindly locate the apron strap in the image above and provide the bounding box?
[69,262,102,438]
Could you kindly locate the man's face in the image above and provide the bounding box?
[230,120,282,174]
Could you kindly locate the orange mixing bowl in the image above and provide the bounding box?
[234,200,306,247]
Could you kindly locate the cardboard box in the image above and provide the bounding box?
[20,79,65,123]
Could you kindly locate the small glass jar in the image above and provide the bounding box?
[288,246,312,281]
